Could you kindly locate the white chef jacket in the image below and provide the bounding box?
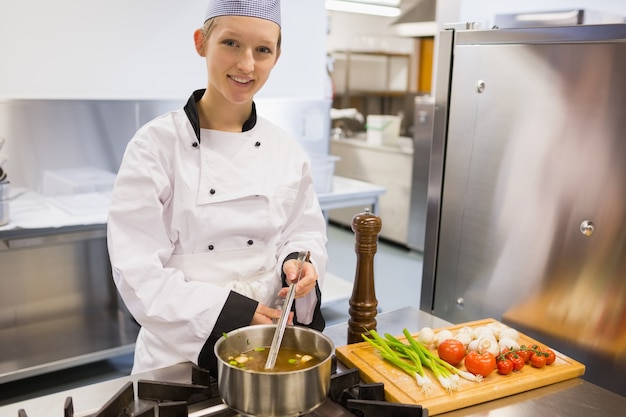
[107,90,328,375]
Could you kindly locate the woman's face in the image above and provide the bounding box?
[195,16,281,106]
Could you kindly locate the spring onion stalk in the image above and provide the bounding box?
[365,328,484,394]
[362,331,434,395]
[403,329,483,383]
[381,333,435,395]
[398,332,458,392]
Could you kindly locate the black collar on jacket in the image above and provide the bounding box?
[184,89,257,143]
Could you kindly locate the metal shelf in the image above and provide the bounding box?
[330,50,412,108]
[0,222,138,384]
[0,310,139,384]
[0,224,107,250]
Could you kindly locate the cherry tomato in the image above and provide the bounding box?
[496,358,513,375]
[437,339,466,366]
[544,349,556,365]
[505,353,525,371]
[515,347,531,363]
[530,351,547,368]
[465,350,496,378]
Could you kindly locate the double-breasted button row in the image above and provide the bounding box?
[194,139,261,148]
[207,240,254,250]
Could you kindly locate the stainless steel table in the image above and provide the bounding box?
[1,307,624,417]
[317,175,386,221]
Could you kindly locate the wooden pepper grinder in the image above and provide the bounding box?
[347,208,382,344]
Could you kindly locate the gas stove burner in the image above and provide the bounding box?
[15,358,427,417]
[329,368,426,417]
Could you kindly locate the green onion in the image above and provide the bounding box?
[364,328,483,395]
[363,330,435,395]
[402,329,482,383]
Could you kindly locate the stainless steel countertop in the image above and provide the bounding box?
[1,307,624,417]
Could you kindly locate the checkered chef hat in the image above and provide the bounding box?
[205,0,281,27]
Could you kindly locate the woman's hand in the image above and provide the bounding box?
[251,303,293,325]
[278,259,318,299]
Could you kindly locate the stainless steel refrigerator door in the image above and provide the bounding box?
[407,95,435,252]
[423,24,626,395]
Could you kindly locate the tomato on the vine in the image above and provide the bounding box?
[515,347,531,363]
[438,339,466,366]
[465,350,496,378]
[505,353,525,371]
[496,358,513,375]
[530,351,547,368]
[544,349,556,365]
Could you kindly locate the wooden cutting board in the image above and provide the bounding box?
[335,318,585,415]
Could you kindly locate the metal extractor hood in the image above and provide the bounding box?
[392,0,437,37]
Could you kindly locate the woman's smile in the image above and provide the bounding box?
[229,75,253,85]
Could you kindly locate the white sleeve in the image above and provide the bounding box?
[278,153,329,325]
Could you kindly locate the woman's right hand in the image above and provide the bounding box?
[251,303,292,325]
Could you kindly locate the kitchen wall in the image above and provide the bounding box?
[327,11,414,54]
[0,0,328,100]
[0,1,331,189]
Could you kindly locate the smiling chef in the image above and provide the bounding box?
[107,0,327,376]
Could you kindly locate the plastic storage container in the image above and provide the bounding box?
[42,168,116,196]
[310,155,340,194]
[366,115,401,146]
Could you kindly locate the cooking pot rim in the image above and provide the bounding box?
[214,324,335,372]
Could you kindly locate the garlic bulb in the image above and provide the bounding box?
[473,326,495,340]
[455,332,473,347]
[498,337,520,351]
[457,326,475,339]
[435,329,454,347]
[499,327,520,342]
[417,327,435,346]
[468,336,499,356]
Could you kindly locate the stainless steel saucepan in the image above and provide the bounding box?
[214,324,334,417]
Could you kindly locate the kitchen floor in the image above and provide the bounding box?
[0,222,423,406]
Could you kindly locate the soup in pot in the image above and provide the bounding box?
[225,346,322,372]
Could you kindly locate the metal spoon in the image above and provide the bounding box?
[264,250,310,370]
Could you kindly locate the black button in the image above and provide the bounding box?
[209,188,216,195]
[247,239,254,245]
[208,245,214,250]
[192,142,199,148]
[254,141,261,147]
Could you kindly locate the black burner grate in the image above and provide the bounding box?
[16,358,428,417]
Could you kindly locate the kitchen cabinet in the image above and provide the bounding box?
[328,136,413,245]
